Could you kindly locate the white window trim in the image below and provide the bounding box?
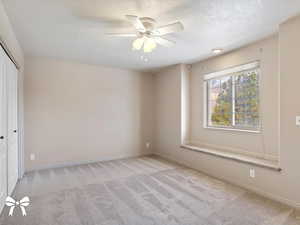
[204,61,260,81]
[203,61,261,133]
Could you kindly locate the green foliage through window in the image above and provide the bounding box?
[207,68,259,130]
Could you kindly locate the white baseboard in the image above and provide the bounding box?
[153,151,300,210]
[25,152,153,173]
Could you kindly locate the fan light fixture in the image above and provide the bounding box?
[132,37,145,50]
[132,36,157,53]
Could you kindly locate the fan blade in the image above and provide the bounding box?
[154,37,175,47]
[125,15,146,32]
[73,12,129,28]
[105,33,137,37]
[154,22,184,36]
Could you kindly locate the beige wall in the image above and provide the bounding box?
[154,65,182,155]
[189,36,279,160]
[279,15,300,207]
[0,0,25,175]
[154,17,300,208]
[24,57,153,171]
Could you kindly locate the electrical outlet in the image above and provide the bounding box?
[250,168,255,178]
[146,142,150,149]
[296,116,300,126]
[30,153,35,161]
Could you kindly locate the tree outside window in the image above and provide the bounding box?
[207,68,259,130]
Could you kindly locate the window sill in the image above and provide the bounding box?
[204,126,261,134]
[180,144,281,172]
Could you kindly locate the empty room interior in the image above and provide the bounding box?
[1,0,300,224]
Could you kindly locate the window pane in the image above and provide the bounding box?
[235,69,259,129]
[208,76,232,127]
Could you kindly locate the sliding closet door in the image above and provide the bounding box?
[0,48,7,211]
[6,55,18,195]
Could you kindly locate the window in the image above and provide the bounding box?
[204,62,260,131]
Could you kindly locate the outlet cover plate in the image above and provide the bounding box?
[250,168,255,178]
[30,153,35,161]
[296,116,300,126]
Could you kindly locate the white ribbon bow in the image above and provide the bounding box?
[5,196,30,216]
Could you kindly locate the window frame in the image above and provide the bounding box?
[203,61,261,133]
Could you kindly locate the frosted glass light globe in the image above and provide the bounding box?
[143,38,157,53]
[132,37,145,50]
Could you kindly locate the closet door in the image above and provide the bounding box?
[0,47,7,212]
[6,55,18,195]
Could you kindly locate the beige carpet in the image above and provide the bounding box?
[0,156,299,225]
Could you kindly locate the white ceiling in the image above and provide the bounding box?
[3,0,300,71]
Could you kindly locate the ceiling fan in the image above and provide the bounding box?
[106,15,184,53]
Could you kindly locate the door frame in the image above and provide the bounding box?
[16,70,23,179]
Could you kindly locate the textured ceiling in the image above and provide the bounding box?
[3,0,300,71]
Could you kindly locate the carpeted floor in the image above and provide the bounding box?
[0,156,299,225]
